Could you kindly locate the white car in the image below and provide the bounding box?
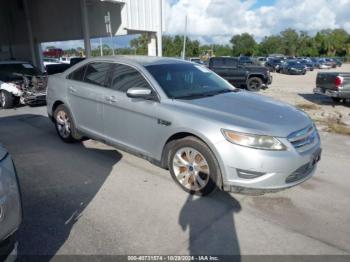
[319,64,332,69]
[0,144,22,261]
[43,58,61,66]
[0,61,47,109]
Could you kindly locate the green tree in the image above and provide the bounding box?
[280,28,299,56]
[230,33,257,56]
[296,31,318,57]
[257,35,284,55]
[211,44,232,56]
[130,33,148,55]
[331,29,349,56]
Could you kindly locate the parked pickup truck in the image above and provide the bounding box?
[314,72,350,102]
[208,57,272,91]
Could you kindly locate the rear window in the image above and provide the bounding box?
[211,58,238,67]
[68,65,87,81]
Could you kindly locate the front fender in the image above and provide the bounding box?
[0,82,22,97]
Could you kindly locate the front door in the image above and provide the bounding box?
[102,63,162,158]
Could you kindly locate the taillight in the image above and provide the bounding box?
[335,76,343,89]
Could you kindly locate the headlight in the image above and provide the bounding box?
[222,129,287,151]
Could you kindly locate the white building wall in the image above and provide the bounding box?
[118,0,161,34]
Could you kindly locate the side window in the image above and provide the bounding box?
[83,62,111,87]
[110,64,151,93]
[212,58,223,67]
[68,65,87,81]
[225,58,238,67]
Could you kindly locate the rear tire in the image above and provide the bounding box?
[331,97,341,103]
[54,104,83,143]
[168,137,220,196]
[0,90,15,109]
[247,77,263,92]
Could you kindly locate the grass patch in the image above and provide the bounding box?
[327,123,350,136]
[296,103,321,111]
[314,117,350,136]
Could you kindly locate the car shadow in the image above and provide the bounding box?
[179,190,241,260]
[299,93,350,108]
[0,114,122,260]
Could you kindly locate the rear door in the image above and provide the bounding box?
[67,62,112,137]
[224,58,247,85]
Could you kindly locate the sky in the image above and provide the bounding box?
[164,0,350,44]
[43,0,350,50]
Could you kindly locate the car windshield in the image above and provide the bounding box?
[288,61,301,66]
[146,63,235,99]
[0,63,42,76]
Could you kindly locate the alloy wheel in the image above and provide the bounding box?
[172,147,210,191]
[56,110,71,138]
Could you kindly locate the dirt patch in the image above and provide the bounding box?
[296,103,321,111]
[262,65,350,136]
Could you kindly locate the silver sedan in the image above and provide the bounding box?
[47,56,321,196]
[0,144,22,260]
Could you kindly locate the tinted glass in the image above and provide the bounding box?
[68,65,87,81]
[0,63,42,76]
[84,63,111,87]
[211,58,223,67]
[146,63,234,99]
[225,58,238,67]
[110,64,150,93]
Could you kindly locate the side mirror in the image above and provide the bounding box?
[126,87,155,100]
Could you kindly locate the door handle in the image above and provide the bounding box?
[69,87,77,93]
[105,96,117,103]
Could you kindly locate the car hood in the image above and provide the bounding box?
[174,91,311,137]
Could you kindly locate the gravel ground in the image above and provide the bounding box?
[261,64,350,132]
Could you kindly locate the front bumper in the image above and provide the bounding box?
[0,153,22,260]
[314,88,350,99]
[215,136,321,192]
[21,91,47,105]
[289,69,305,75]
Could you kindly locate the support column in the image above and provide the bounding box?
[35,43,44,72]
[22,0,36,65]
[80,0,91,58]
[148,33,157,57]
[157,0,163,57]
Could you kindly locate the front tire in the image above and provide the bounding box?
[247,77,263,92]
[168,137,221,196]
[54,104,83,143]
[0,90,15,109]
[331,97,341,103]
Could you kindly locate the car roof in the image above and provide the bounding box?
[83,55,191,67]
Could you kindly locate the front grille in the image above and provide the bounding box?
[288,125,319,153]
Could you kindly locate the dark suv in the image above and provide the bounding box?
[208,57,272,91]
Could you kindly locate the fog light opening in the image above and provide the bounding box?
[237,169,265,179]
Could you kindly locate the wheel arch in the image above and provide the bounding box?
[50,100,65,121]
[247,73,266,82]
[160,131,224,189]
